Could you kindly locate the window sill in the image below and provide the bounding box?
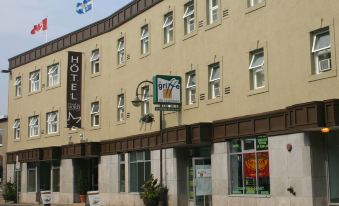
[308,69,337,82]
[90,126,101,131]
[205,20,222,31]
[13,139,21,142]
[116,120,126,126]
[44,132,60,138]
[182,31,198,41]
[116,62,126,69]
[27,136,41,140]
[90,72,101,78]
[247,86,268,96]
[206,96,223,105]
[140,52,150,59]
[245,1,266,14]
[28,90,41,96]
[163,41,175,49]
[46,84,61,91]
[14,95,23,100]
[183,103,199,111]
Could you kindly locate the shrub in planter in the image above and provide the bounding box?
[3,181,16,202]
[140,113,154,123]
[140,174,168,206]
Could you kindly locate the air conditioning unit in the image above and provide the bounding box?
[319,58,331,72]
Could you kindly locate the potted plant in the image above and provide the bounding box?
[78,171,89,203]
[3,181,17,203]
[140,113,155,123]
[140,174,168,206]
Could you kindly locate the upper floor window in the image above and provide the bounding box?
[47,64,59,87]
[140,25,149,55]
[312,29,331,74]
[209,63,220,99]
[183,1,195,35]
[90,49,100,74]
[248,0,264,7]
[14,76,22,96]
[229,136,270,195]
[163,12,174,44]
[29,70,40,92]
[186,71,196,105]
[249,50,265,90]
[13,119,21,140]
[117,94,125,122]
[207,0,218,25]
[141,86,150,115]
[28,115,39,137]
[47,111,58,134]
[117,37,125,65]
[91,102,100,127]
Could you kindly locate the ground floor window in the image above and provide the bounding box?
[52,161,60,192]
[27,163,37,192]
[229,135,270,195]
[129,150,151,192]
[328,132,339,203]
[119,154,126,192]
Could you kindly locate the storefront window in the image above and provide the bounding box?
[229,136,270,195]
[27,163,37,192]
[119,154,126,192]
[328,132,339,203]
[129,150,151,192]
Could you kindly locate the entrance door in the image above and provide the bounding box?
[193,158,212,206]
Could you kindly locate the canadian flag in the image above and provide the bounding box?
[31,18,48,35]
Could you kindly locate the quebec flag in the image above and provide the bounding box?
[76,0,93,14]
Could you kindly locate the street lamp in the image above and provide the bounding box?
[131,80,164,186]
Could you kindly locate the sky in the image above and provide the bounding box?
[0,0,132,116]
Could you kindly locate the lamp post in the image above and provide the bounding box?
[131,80,163,186]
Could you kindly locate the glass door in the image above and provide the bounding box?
[193,157,212,206]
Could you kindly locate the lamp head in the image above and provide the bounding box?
[131,96,142,107]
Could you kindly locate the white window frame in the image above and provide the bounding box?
[90,49,100,74]
[186,72,196,105]
[117,95,125,122]
[14,76,22,97]
[249,50,265,90]
[163,12,174,44]
[248,0,264,7]
[47,112,58,134]
[29,116,39,137]
[209,64,221,99]
[140,25,149,55]
[142,86,150,115]
[119,154,126,193]
[117,38,125,65]
[312,29,331,74]
[13,119,21,140]
[91,102,100,127]
[208,0,219,25]
[183,1,195,35]
[29,71,40,92]
[27,164,37,192]
[47,64,60,87]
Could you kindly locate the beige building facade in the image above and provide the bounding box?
[5,0,339,205]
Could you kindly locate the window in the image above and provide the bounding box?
[140,25,149,55]
[249,50,265,90]
[91,102,100,127]
[183,1,195,35]
[27,163,37,192]
[52,162,60,192]
[117,94,125,122]
[186,71,196,105]
[248,0,264,7]
[207,0,218,25]
[129,151,151,192]
[13,119,20,140]
[312,29,331,74]
[47,112,58,134]
[28,116,39,137]
[29,70,40,92]
[117,38,125,65]
[119,154,126,192]
[90,49,100,74]
[0,129,3,146]
[141,86,150,115]
[209,63,220,99]
[47,64,59,87]
[14,76,22,96]
[163,12,174,44]
[229,136,270,195]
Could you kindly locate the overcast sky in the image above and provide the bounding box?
[0,0,132,116]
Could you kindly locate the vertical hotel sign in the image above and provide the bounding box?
[67,52,82,128]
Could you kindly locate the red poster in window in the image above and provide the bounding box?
[244,152,269,178]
